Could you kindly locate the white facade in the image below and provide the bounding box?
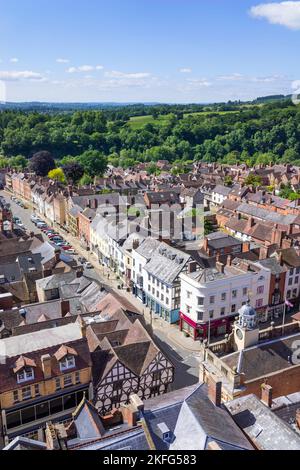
[285,266,300,301]
[180,266,270,326]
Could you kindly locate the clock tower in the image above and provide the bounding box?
[234,300,259,351]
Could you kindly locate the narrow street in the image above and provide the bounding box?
[1,190,201,390]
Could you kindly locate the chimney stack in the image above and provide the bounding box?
[41,354,52,379]
[216,261,224,274]
[259,245,269,260]
[261,383,273,408]
[188,261,198,274]
[296,409,300,430]
[226,254,232,267]
[77,315,87,337]
[208,376,222,407]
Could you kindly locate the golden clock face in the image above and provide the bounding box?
[236,328,243,340]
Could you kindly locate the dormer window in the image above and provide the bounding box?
[54,345,78,372]
[17,367,34,384]
[14,356,36,384]
[60,355,75,371]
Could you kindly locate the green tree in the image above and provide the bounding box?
[9,155,28,171]
[244,174,263,188]
[79,150,107,177]
[48,168,66,184]
[29,151,55,176]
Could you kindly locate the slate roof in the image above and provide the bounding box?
[3,436,48,451]
[143,383,253,450]
[134,237,161,260]
[206,232,242,249]
[144,242,191,285]
[213,185,232,197]
[73,396,105,439]
[236,203,298,226]
[226,394,300,450]
[256,257,286,275]
[222,333,300,381]
[0,336,91,393]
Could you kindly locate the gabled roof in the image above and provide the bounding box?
[226,394,300,450]
[54,344,78,361]
[13,355,37,373]
[143,383,253,450]
[73,395,105,439]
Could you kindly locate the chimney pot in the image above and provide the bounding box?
[261,383,273,408]
[208,376,222,407]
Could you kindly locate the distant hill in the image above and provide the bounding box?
[252,94,292,104]
[0,101,161,112]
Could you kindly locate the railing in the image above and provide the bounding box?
[258,321,300,342]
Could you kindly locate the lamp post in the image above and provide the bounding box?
[207,315,211,347]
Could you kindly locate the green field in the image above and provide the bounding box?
[128,105,261,129]
[128,113,173,129]
[128,110,240,129]
[183,110,240,118]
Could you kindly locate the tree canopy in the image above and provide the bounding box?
[29,151,56,176]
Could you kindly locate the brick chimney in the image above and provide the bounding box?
[281,237,292,249]
[277,252,283,266]
[259,245,269,260]
[41,354,52,379]
[188,261,198,274]
[208,376,222,407]
[120,394,144,427]
[216,261,224,274]
[203,237,209,253]
[61,300,70,317]
[0,293,13,311]
[261,383,273,408]
[296,409,300,430]
[77,315,87,337]
[246,217,255,230]
[271,228,284,246]
[242,242,250,253]
[226,254,232,267]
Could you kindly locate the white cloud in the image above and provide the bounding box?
[56,58,70,63]
[10,58,19,63]
[67,64,104,73]
[179,68,192,73]
[250,1,300,30]
[186,78,212,87]
[217,73,244,81]
[0,70,45,81]
[104,70,151,79]
[66,67,77,73]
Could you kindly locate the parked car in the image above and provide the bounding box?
[48,233,63,240]
[66,249,77,255]
[30,214,38,222]
[33,219,43,226]
[79,257,87,264]
[51,237,64,243]
[55,241,71,247]
[36,222,47,229]
[84,262,93,269]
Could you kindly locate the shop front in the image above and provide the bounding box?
[179,312,234,341]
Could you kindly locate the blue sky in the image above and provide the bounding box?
[0,0,300,102]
